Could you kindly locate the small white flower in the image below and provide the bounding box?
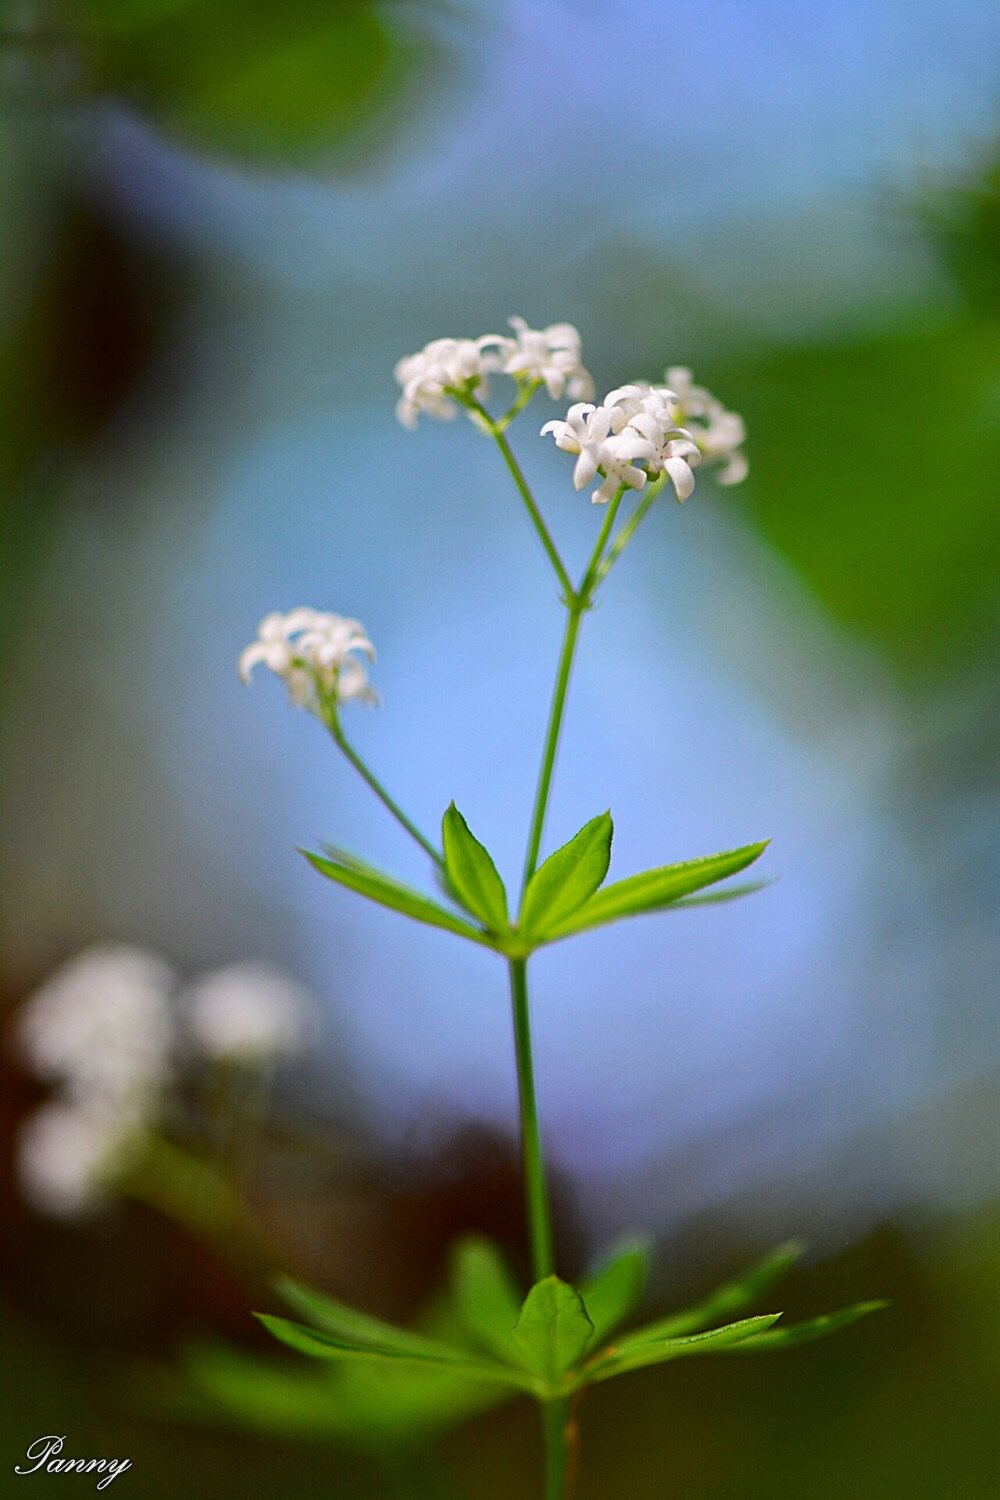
[393,336,503,428]
[183,962,313,1063]
[541,402,657,504]
[543,366,745,506]
[664,367,748,485]
[18,1100,143,1218]
[18,945,176,1107]
[497,317,594,401]
[239,609,376,711]
[603,382,703,501]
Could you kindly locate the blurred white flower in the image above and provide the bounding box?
[183,962,313,1063]
[497,317,594,401]
[541,401,658,504]
[665,366,748,485]
[18,945,175,1107]
[393,336,503,427]
[239,609,376,711]
[17,1100,143,1218]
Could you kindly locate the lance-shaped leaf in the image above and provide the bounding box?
[181,1342,362,1437]
[450,1236,523,1363]
[511,1276,595,1385]
[588,1314,782,1382]
[666,880,772,910]
[275,1276,467,1362]
[538,841,770,943]
[721,1301,887,1353]
[618,1240,804,1347]
[441,805,509,932]
[303,850,493,947]
[580,1239,651,1345]
[519,813,613,942]
[255,1315,536,1392]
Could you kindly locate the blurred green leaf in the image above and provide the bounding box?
[520,812,613,941]
[715,314,1000,678]
[539,841,769,942]
[274,1276,468,1362]
[667,879,773,910]
[79,0,422,162]
[442,805,509,932]
[580,1240,651,1345]
[590,1314,783,1381]
[180,1342,356,1438]
[511,1277,594,1385]
[255,1315,534,1392]
[178,1323,517,1448]
[303,849,493,947]
[723,1301,888,1353]
[619,1240,805,1345]
[449,1236,523,1364]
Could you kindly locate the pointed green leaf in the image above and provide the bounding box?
[511,1276,595,1384]
[319,842,386,875]
[303,850,493,947]
[441,805,509,932]
[667,879,772,910]
[723,1300,887,1353]
[255,1315,536,1392]
[520,813,613,941]
[181,1341,361,1437]
[450,1236,523,1362]
[589,1314,782,1381]
[619,1240,804,1346]
[581,1239,651,1344]
[539,841,770,943]
[274,1276,467,1362]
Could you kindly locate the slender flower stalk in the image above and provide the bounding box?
[320,707,444,868]
[521,603,585,893]
[520,482,627,890]
[595,472,668,586]
[236,321,873,1500]
[468,396,574,600]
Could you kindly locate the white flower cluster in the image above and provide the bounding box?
[238,609,376,711]
[502,317,594,401]
[18,1100,142,1220]
[394,317,594,427]
[16,946,175,1217]
[542,371,747,504]
[184,962,312,1063]
[394,336,501,428]
[16,946,314,1218]
[665,367,748,486]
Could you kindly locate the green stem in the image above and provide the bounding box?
[578,484,626,597]
[327,717,443,866]
[594,474,666,586]
[508,957,554,1281]
[522,602,584,890]
[543,1399,572,1500]
[497,377,543,430]
[469,399,574,600]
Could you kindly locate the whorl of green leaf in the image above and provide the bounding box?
[441,805,509,932]
[520,812,613,941]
